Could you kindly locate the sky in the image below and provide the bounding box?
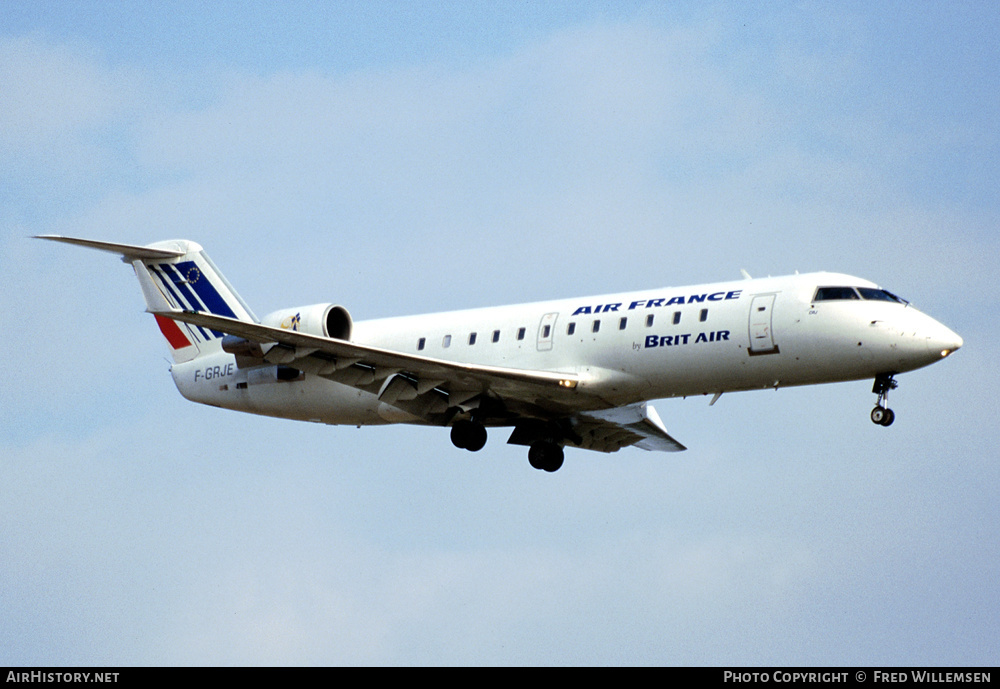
[2,1,998,666]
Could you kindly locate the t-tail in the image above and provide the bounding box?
[35,236,256,363]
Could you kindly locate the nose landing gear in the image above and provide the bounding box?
[871,373,898,426]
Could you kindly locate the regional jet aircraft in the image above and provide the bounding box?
[37,236,962,472]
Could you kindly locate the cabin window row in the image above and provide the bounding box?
[415,308,711,351]
[566,309,708,334]
[418,327,525,351]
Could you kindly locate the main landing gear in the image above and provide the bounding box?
[450,418,488,452]
[870,373,898,427]
[527,441,564,473]
[450,419,566,472]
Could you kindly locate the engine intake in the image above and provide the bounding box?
[260,303,353,340]
[222,304,353,367]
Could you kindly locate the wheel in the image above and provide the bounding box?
[450,422,468,449]
[871,407,895,426]
[450,420,487,451]
[528,442,564,472]
[465,422,487,451]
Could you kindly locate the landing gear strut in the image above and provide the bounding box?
[450,419,487,452]
[870,373,898,427]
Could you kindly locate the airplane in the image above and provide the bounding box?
[36,235,963,472]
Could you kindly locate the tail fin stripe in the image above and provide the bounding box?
[149,265,213,342]
[156,261,236,338]
[154,314,193,350]
[158,263,209,313]
[147,265,186,309]
[176,260,239,320]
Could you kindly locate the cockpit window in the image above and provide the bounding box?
[857,287,907,304]
[814,286,909,304]
[814,286,860,301]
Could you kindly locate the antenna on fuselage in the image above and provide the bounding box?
[740,269,752,280]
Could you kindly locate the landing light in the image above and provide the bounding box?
[559,379,577,389]
[941,349,952,358]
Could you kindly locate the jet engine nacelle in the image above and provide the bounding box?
[260,303,353,340]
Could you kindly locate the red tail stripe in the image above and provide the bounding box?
[154,315,191,350]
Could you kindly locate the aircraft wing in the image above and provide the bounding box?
[167,307,588,400]
[571,403,687,453]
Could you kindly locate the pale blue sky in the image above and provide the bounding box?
[2,1,998,665]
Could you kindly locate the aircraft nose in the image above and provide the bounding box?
[926,322,963,359]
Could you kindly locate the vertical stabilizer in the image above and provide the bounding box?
[35,236,256,363]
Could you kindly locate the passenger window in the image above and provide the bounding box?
[417,337,425,351]
[492,330,500,343]
[592,320,601,333]
[542,325,551,338]
[442,335,452,348]
[517,327,526,341]
[619,317,627,330]
[469,332,477,345]
[699,309,708,322]
[673,311,681,325]
[567,322,576,335]
[645,315,654,327]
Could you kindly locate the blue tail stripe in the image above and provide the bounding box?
[176,260,239,320]
[160,263,206,310]
[148,266,204,344]
[156,263,214,340]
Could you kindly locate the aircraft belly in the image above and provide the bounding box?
[172,357,387,426]
[244,376,387,425]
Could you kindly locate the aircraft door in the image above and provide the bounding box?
[748,294,780,355]
[537,312,558,351]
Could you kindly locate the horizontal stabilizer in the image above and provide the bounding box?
[34,235,185,260]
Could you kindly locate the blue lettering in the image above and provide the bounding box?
[580,291,739,319]
[644,335,659,348]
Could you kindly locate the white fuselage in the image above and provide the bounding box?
[170,271,962,427]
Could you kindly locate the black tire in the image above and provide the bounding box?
[528,441,564,472]
[451,419,487,451]
[450,422,469,449]
[466,422,487,452]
